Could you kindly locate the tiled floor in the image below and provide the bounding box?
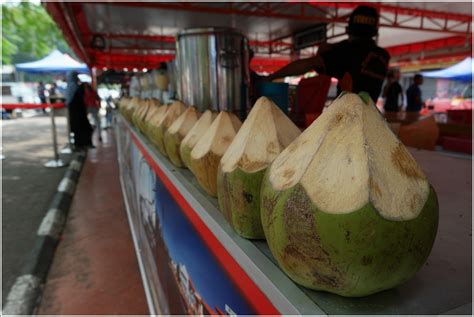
[37,129,148,315]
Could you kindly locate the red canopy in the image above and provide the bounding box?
[44,2,472,72]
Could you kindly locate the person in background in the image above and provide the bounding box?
[37,81,47,114]
[105,96,114,129]
[83,83,102,142]
[120,86,129,99]
[48,83,58,103]
[65,72,79,107]
[406,74,424,113]
[65,72,80,147]
[69,81,93,150]
[383,69,403,112]
[55,78,67,97]
[266,5,390,103]
[37,81,46,104]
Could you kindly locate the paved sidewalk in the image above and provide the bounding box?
[37,129,148,314]
[2,114,70,304]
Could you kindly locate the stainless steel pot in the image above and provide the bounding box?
[176,27,249,113]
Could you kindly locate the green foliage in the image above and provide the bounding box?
[2,2,72,65]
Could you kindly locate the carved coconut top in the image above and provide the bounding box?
[155,100,186,129]
[191,111,241,160]
[181,110,217,151]
[221,97,301,174]
[148,104,169,126]
[143,102,161,121]
[127,97,140,110]
[269,93,429,221]
[167,106,200,137]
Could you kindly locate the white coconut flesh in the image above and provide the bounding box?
[144,105,162,129]
[146,105,168,129]
[137,100,151,120]
[144,105,159,122]
[191,111,242,161]
[156,100,186,129]
[144,99,161,117]
[124,97,136,114]
[119,97,128,108]
[126,97,135,110]
[221,97,301,174]
[167,106,200,137]
[269,93,429,221]
[180,110,217,151]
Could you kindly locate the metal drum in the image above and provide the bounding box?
[176,27,249,113]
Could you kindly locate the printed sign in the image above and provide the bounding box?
[116,120,259,315]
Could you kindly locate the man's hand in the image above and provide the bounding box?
[266,56,324,81]
[340,72,353,93]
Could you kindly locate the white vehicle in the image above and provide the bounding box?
[1,65,38,104]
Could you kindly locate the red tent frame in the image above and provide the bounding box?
[44,1,472,71]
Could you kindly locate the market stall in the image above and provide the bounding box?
[46,2,472,315]
[115,112,471,315]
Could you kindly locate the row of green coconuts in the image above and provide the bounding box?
[119,92,438,297]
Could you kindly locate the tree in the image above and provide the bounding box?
[1,2,73,65]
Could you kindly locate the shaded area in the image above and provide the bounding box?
[2,114,70,304]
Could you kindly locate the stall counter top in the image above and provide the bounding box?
[118,116,472,315]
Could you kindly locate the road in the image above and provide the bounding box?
[2,112,70,304]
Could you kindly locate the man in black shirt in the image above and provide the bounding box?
[267,5,390,102]
[406,74,424,112]
[37,81,46,104]
[383,70,403,112]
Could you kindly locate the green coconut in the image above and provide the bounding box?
[144,104,168,139]
[139,99,161,133]
[132,99,149,124]
[133,99,152,132]
[119,97,129,118]
[118,97,130,117]
[189,111,241,197]
[148,100,186,156]
[126,97,140,121]
[260,92,439,297]
[179,110,217,170]
[122,97,139,121]
[164,106,200,167]
[217,97,301,239]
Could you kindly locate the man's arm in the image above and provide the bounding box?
[398,84,404,109]
[416,89,422,107]
[382,83,389,98]
[267,55,324,81]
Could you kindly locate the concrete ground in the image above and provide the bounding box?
[37,127,148,314]
[2,112,70,304]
